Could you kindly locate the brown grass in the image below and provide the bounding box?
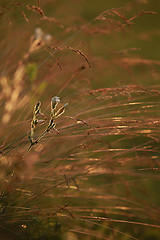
[0,1,160,240]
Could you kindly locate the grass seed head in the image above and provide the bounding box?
[51,96,60,117]
[34,101,41,116]
[55,103,68,118]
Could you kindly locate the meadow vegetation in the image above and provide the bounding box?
[0,0,160,239]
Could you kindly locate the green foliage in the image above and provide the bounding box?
[26,63,38,83]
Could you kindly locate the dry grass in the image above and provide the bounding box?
[0,1,160,239]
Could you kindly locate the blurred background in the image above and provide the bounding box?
[0,0,160,239]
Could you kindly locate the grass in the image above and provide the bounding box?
[0,0,160,239]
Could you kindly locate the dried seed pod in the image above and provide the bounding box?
[51,96,60,117]
[55,103,68,118]
[34,101,41,116]
[31,119,38,138]
[26,96,68,156]
[46,118,56,132]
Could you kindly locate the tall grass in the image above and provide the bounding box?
[0,0,160,239]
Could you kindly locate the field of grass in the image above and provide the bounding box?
[0,0,160,239]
